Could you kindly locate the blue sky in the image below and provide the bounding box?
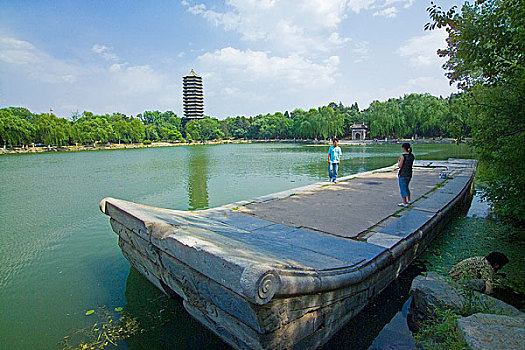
[0,0,460,119]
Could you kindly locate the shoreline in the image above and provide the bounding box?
[0,138,467,155]
[0,139,252,155]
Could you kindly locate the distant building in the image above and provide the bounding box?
[182,69,204,120]
[351,122,369,140]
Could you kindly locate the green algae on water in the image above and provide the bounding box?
[60,307,140,350]
[417,205,525,309]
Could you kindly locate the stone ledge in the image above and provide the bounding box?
[457,313,525,350]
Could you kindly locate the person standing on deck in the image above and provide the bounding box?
[328,138,342,182]
[397,143,415,207]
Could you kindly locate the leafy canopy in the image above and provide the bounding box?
[427,0,525,223]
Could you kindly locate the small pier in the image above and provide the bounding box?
[100,159,476,349]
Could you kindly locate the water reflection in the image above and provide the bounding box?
[187,147,209,210]
[322,264,423,350]
[122,267,227,349]
[120,264,421,350]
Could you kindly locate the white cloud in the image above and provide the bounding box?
[373,7,398,18]
[197,47,339,87]
[182,0,352,54]
[329,32,351,46]
[108,63,165,95]
[92,44,119,61]
[401,76,455,97]
[347,0,414,13]
[402,0,415,8]
[297,0,350,28]
[0,37,38,64]
[347,0,376,13]
[397,29,448,66]
[193,46,342,116]
[383,0,415,8]
[187,4,206,15]
[0,36,81,83]
[182,0,417,56]
[352,41,370,63]
[343,75,455,110]
[0,35,180,117]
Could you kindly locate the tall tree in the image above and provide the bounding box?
[0,109,34,147]
[427,0,525,222]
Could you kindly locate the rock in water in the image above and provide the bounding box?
[456,313,525,350]
[409,272,522,328]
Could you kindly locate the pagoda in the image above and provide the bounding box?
[182,69,204,120]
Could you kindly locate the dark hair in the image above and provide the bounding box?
[485,252,509,268]
[402,143,412,154]
[333,138,338,143]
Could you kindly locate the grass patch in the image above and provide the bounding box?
[392,208,405,217]
[414,308,468,350]
[424,180,447,196]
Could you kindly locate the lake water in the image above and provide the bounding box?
[0,142,488,349]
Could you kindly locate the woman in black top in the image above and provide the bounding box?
[397,143,415,207]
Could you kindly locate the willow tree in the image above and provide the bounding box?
[0,110,34,148]
[365,99,407,138]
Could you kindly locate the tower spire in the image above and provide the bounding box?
[183,69,204,120]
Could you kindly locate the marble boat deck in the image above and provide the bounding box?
[100,159,476,349]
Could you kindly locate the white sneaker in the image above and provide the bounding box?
[398,203,408,207]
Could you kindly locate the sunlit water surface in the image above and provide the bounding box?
[3,143,520,350]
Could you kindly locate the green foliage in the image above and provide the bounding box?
[362,93,457,139]
[427,0,525,223]
[455,286,512,316]
[414,308,468,350]
[221,105,346,141]
[1,93,473,150]
[249,112,293,139]
[74,116,113,146]
[0,109,34,147]
[137,110,181,142]
[444,93,472,141]
[414,287,513,350]
[32,113,71,147]
[0,108,181,148]
[185,117,224,142]
[220,116,251,139]
[365,98,407,138]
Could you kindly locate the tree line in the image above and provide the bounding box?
[0,92,472,148]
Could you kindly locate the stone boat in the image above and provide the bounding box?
[100,159,476,349]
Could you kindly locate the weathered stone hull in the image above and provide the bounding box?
[100,159,476,349]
